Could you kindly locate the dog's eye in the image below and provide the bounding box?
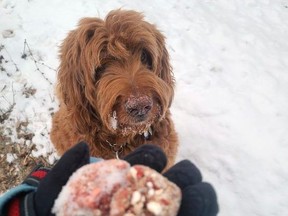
[94,65,106,81]
[141,49,152,70]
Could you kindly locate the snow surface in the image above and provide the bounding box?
[1,0,288,215]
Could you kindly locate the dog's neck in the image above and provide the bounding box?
[101,126,153,159]
[104,139,128,159]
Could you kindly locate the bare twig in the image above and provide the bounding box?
[0,44,18,75]
[22,39,54,85]
[3,46,19,72]
[39,61,57,72]
[0,83,17,123]
[0,85,7,93]
[11,82,16,104]
[0,101,15,123]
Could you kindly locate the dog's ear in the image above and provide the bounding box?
[153,29,175,87]
[56,18,105,134]
[154,32,175,107]
[159,45,175,88]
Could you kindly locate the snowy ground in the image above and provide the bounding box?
[1,0,288,215]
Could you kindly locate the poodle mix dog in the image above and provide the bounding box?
[50,9,178,168]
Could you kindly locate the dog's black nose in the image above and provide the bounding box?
[125,96,153,120]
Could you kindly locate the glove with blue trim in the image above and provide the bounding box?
[1,142,218,216]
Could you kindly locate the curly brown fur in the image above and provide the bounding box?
[50,9,178,168]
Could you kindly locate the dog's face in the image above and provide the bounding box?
[58,10,175,136]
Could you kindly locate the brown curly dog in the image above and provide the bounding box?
[50,9,178,168]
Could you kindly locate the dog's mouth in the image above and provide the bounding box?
[108,95,162,136]
[109,115,154,137]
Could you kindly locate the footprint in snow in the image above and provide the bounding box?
[2,29,15,38]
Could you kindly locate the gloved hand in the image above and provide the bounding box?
[163,160,219,216]
[4,142,218,216]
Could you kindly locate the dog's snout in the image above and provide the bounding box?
[125,96,153,120]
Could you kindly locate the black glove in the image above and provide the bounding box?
[164,160,219,216]
[5,142,218,216]
[124,145,219,215]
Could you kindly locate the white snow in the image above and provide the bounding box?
[110,110,118,130]
[6,153,17,163]
[1,0,288,215]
